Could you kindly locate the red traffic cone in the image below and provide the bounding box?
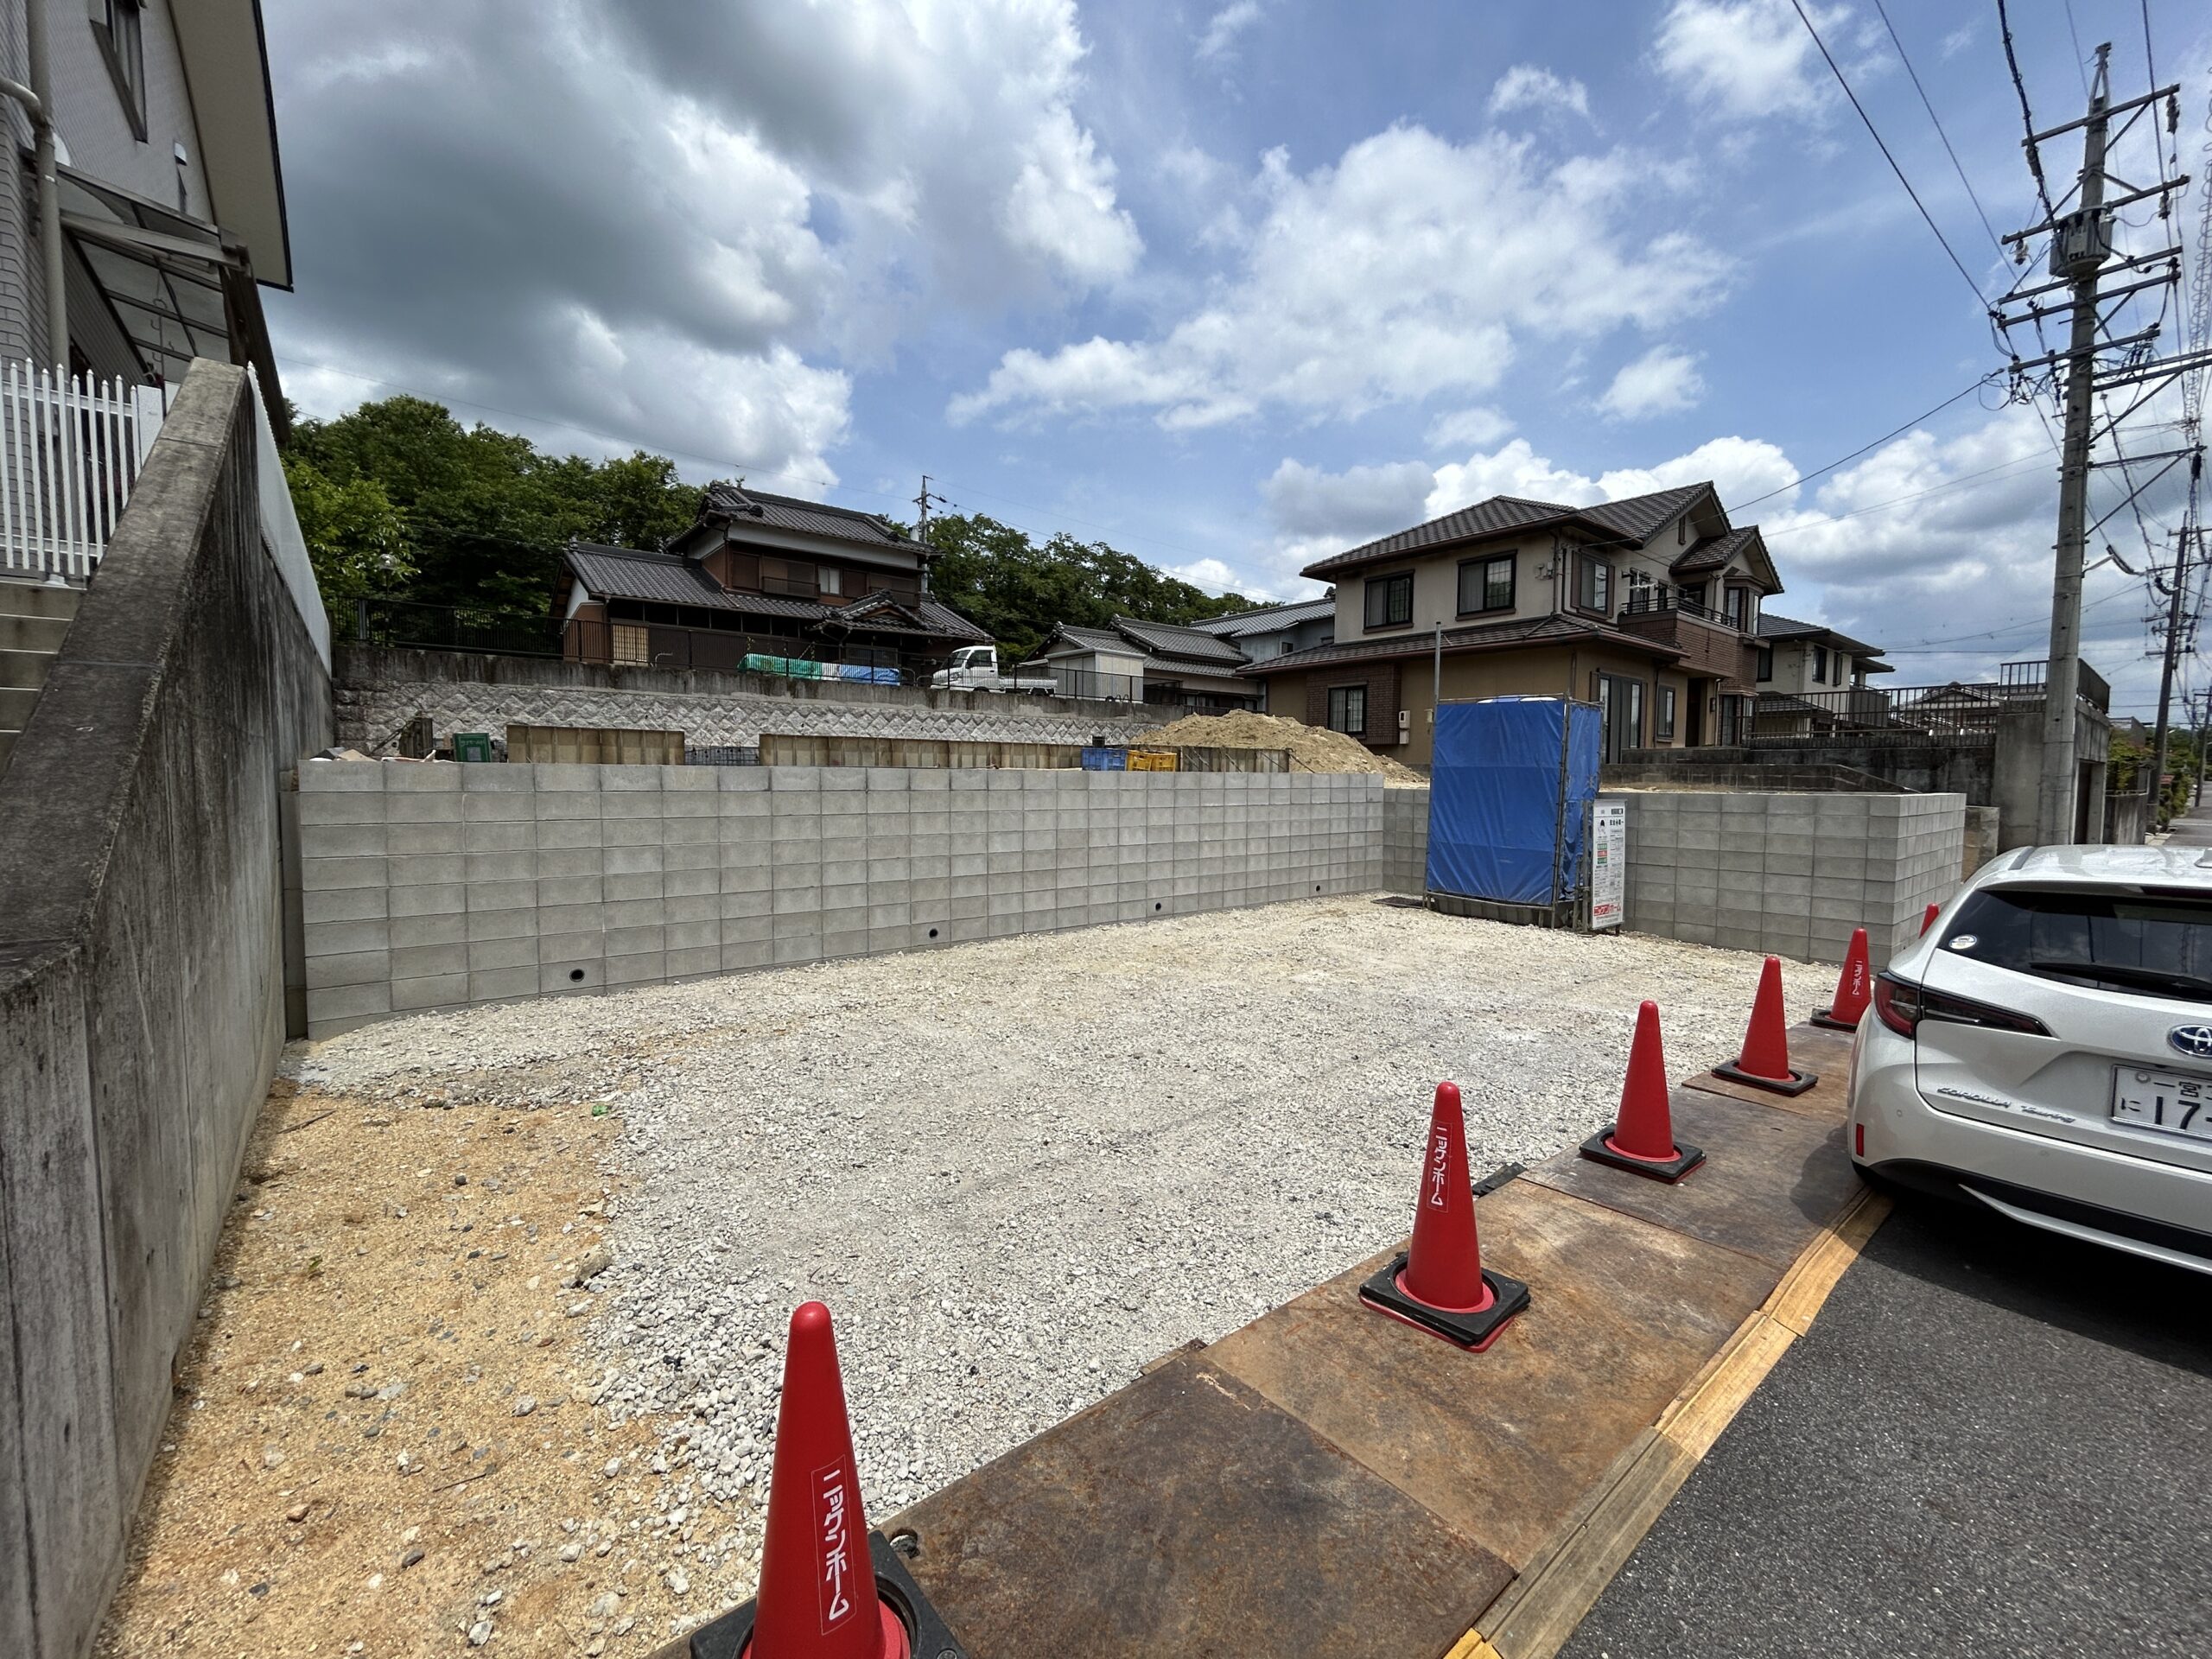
[1811,928,1872,1031]
[1358,1082,1529,1351]
[1713,956,1819,1096]
[1580,1001,1705,1181]
[747,1303,909,1659]
[1920,902,1941,937]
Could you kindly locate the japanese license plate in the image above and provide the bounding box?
[2111,1067,2212,1142]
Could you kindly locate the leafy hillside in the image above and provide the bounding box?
[281,397,1250,646]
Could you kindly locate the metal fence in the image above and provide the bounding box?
[1618,580,1740,628]
[0,362,166,582]
[1999,657,2112,713]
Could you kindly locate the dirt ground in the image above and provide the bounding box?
[94,1082,721,1658]
[1135,709,1429,785]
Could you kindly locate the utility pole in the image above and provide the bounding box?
[2035,43,2113,848]
[912,474,946,595]
[2149,505,2199,827]
[1998,46,2197,843]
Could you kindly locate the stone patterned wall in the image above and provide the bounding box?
[335,647,1169,753]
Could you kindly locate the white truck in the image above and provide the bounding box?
[931,644,1058,694]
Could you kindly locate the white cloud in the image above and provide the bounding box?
[1420,433,1796,524]
[1596,345,1707,419]
[267,0,1143,483]
[1426,406,1515,451]
[1197,1,1263,62]
[1487,65,1592,122]
[1001,107,1141,283]
[953,124,1732,428]
[1654,0,1849,123]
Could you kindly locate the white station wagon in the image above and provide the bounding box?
[1849,843,2212,1274]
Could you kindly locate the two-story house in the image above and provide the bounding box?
[1754,612,1890,696]
[0,0,289,398]
[1246,481,1782,766]
[559,480,988,679]
[1189,594,1336,664]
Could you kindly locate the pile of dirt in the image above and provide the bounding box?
[1137,710,1428,786]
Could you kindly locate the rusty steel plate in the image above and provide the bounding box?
[1523,1085,1859,1271]
[1686,1023,1854,1119]
[885,1349,1512,1659]
[1207,1182,1775,1571]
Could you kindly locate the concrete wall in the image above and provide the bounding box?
[297,766,1385,1039]
[1609,789,1966,965]
[1963,805,2002,878]
[0,363,334,1659]
[335,645,1176,756]
[1382,788,1428,893]
[1618,743,1994,801]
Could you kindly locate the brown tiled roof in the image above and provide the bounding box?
[1243,612,1680,674]
[695,480,918,553]
[1672,524,1759,575]
[1756,609,1881,656]
[1300,482,1716,579]
[564,543,984,639]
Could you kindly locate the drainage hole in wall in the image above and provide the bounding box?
[1314,884,1322,893]
[569,969,585,982]
[927,927,939,939]
[1154,901,1163,911]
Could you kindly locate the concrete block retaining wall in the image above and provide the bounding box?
[334,645,1172,755]
[1610,788,1966,965]
[298,765,1388,1039]
[1383,789,1429,893]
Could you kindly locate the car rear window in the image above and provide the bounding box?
[1942,886,2212,1001]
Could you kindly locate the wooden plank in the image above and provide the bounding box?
[1767,1188,1891,1336]
[1478,1433,1698,1659]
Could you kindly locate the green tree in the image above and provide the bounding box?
[284,397,699,615]
[922,512,1252,660]
[283,454,413,609]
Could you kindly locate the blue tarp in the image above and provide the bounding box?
[1425,697,1602,906]
[1080,747,1128,770]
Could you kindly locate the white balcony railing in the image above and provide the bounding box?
[0,362,167,582]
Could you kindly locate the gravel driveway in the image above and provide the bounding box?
[298,897,1832,1608]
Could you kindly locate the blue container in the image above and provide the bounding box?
[1080,747,1128,771]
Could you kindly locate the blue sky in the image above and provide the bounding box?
[265,1,2212,718]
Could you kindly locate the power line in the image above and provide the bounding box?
[1999,0,2057,219]
[1730,375,2003,512]
[1788,0,1989,307]
[1871,0,2005,257]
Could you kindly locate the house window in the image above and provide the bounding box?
[1677,518,1688,544]
[1756,645,1773,682]
[1363,572,1413,630]
[1681,582,1707,613]
[611,624,651,665]
[1723,587,1749,628]
[818,565,842,597]
[1457,554,1515,615]
[1813,645,1829,684]
[93,1,147,138]
[1278,639,1294,656]
[760,557,817,598]
[1576,556,1611,615]
[1326,684,1368,736]
[1656,684,1677,741]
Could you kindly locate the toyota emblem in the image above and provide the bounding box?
[2170,1025,2212,1060]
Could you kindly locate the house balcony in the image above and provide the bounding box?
[1614,585,1758,686]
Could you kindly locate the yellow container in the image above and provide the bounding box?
[1127,748,1180,772]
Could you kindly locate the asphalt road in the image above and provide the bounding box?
[1560,1192,2212,1659]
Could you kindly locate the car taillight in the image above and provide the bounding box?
[1873,973,1921,1036]
[1872,972,2051,1039]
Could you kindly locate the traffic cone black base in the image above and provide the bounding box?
[692,1533,968,1659]
[1808,1009,1857,1033]
[1579,1126,1707,1183]
[1711,1057,1819,1096]
[1358,1253,1530,1351]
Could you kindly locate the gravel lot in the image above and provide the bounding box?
[296,897,1830,1609]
